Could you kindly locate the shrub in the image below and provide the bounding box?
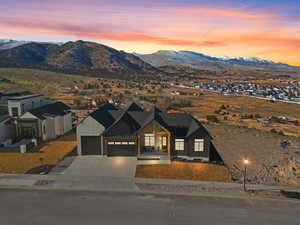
[270,128,278,134]
[214,109,221,114]
[207,115,219,123]
[220,105,227,110]
[270,129,284,135]
[254,114,262,118]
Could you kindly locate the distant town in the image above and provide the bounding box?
[172,80,300,104]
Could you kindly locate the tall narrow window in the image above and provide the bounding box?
[175,139,184,151]
[162,136,167,146]
[194,139,204,152]
[144,134,155,146]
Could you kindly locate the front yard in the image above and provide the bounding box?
[136,161,230,182]
[0,132,77,174]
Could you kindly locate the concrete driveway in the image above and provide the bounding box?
[62,156,137,178]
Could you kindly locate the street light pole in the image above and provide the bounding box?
[243,159,249,192]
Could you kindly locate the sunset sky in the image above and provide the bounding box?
[1,0,300,65]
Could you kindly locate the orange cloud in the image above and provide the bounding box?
[173,7,279,19]
[0,17,224,48]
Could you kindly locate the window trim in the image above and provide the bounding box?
[144,134,155,147]
[175,139,185,151]
[194,139,204,152]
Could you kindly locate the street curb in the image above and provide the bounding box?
[0,184,299,204]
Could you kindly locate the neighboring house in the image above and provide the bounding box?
[18,102,72,141]
[0,93,72,144]
[7,94,51,117]
[77,103,221,162]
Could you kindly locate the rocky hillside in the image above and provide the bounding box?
[0,41,159,77]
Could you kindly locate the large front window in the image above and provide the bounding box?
[175,139,184,151]
[144,134,155,146]
[194,139,204,151]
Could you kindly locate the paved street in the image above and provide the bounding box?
[0,189,299,225]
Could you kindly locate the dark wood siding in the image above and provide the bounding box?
[186,131,211,158]
[170,130,211,159]
[81,136,101,155]
[105,137,137,157]
[107,144,137,156]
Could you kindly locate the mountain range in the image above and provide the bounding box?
[0,39,299,78]
[135,50,294,70]
[0,40,158,76]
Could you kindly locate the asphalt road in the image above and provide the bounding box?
[0,189,299,225]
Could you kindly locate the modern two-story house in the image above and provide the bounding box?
[0,93,73,144]
[77,103,221,162]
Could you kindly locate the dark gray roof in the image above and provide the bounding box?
[126,102,143,112]
[128,111,151,126]
[89,103,119,128]
[104,111,141,137]
[29,102,70,120]
[90,103,210,138]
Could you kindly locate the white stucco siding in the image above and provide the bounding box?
[43,117,56,141]
[54,116,64,137]
[21,112,38,120]
[76,116,105,155]
[8,95,49,117]
[63,113,72,134]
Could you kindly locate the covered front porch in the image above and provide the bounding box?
[137,120,171,159]
[17,118,40,140]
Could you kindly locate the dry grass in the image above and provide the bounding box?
[135,162,230,182]
[0,132,77,174]
[178,94,300,136]
[0,68,95,96]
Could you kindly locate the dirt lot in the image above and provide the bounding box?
[0,132,77,174]
[206,123,300,186]
[136,162,230,182]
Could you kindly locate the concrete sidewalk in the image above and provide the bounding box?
[0,173,300,200]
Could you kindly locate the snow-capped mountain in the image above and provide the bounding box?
[136,50,293,69]
[0,39,65,50]
[0,39,31,50]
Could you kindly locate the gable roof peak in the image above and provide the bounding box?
[126,102,144,112]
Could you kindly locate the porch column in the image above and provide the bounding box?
[168,133,171,155]
[137,135,141,155]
